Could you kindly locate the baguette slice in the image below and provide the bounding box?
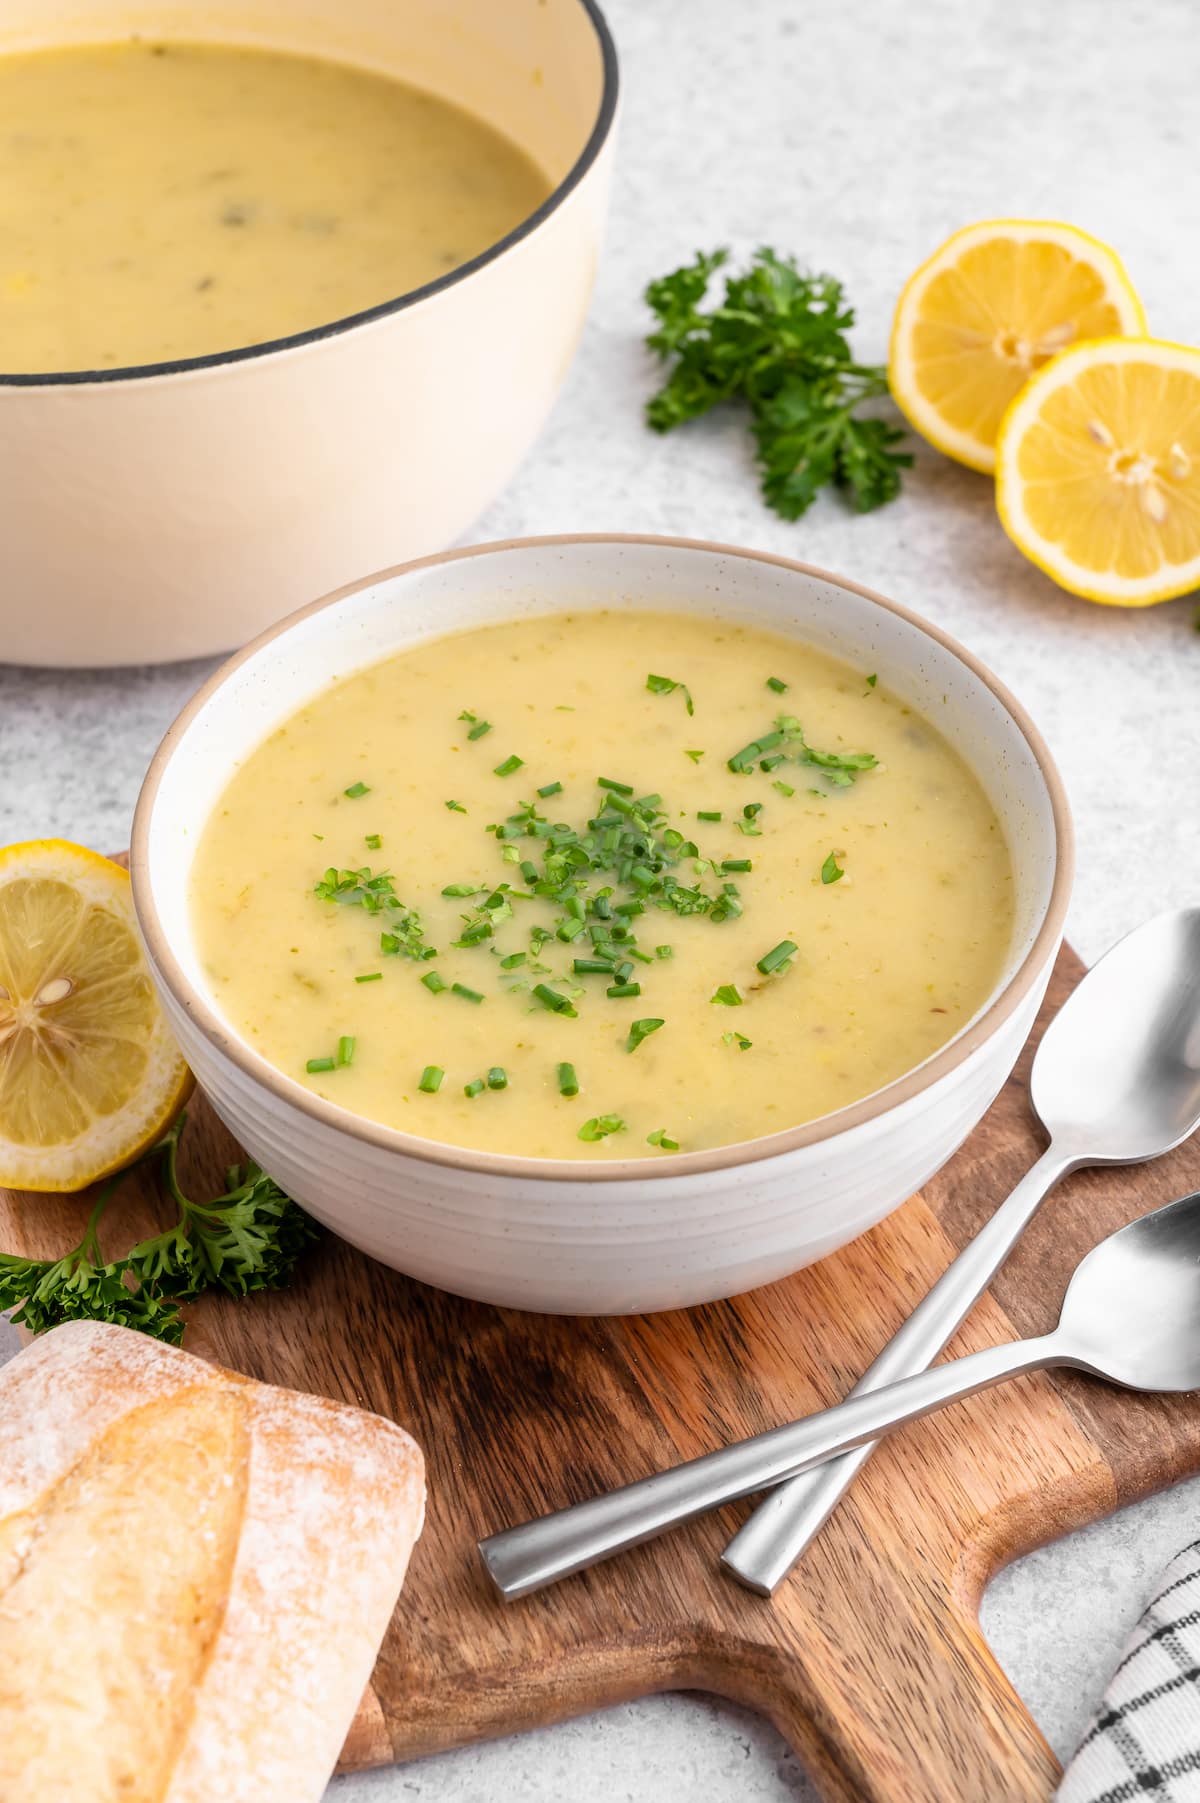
[0,1319,424,1802]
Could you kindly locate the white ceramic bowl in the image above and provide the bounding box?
[131,535,1073,1314]
[0,0,617,667]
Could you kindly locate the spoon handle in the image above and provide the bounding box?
[479,1331,1064,1600]
[721,1143,1076,1595]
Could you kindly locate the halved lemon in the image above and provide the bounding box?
[996,337,1200,606]
[0,841,192,1191]
[890,220,1147,473]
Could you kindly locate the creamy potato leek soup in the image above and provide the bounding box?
[0,40,549,372]
[191,613,1014,1160]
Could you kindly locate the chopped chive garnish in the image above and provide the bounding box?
[732,714,878,784]
[464,1077,485,1098]
[355,971,383,984]
[500,952,527,970]
[533,983,578,1017]
[314,868,435,958]
[486,1066,508,1091]
[336,1035,356,1067]
[648,1128,680,1151]
[743,802,763,819]
[697,809,722,822]
[537,781,564,798]
[646,673,695,716]
[711,984,743,1006]
[684,749,705,763]
[365,833,382,850]
[305,1055,335,1073]
[728,730,784,773]
[493,754,524,778]
[607,981,641,999]
[418,1065,444,1093]
[445,799,467,814]
[451,982,484,1004]
[458,710,493,740]
[821,851,845,884]
[773,780,796,798]
[574,956,615,974]
[312,833,324,841]
[343,781,370,799]
[866,673,878,687]
[626,1017,664,1053]
[578,1113,626,1142]
[721,858,752,873]
[442,882,481,897]
[722,1031,753,1050]
[655,944,673,960]
[421,970,447,994]
[557,1062,579,1097]
[757,939,797,976]
[766,676,789,694]
[597,776,634,795]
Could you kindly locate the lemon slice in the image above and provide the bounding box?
[996,336,1200,606]
[0,841,192,1191]
[890,220,1147,473]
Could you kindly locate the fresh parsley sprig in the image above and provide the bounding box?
[645,247,911,517]
[0,1114,319,1344]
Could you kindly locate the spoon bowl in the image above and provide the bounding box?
[1031,908,1200,1162]
[1062,1190,1200,1390]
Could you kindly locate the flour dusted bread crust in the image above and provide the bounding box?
[0,1320,425,1802]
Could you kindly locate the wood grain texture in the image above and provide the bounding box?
[4,941,1200,1802]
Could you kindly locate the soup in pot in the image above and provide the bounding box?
[0,39,550,372]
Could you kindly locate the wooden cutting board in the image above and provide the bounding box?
[5,939,1200,1802]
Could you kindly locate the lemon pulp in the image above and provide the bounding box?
[0,842,191,1190]
[890,220,1146,473]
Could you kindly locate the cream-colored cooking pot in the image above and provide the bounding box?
[0,0,617,667]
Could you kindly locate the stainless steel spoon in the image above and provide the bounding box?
[480,1188,1200,1601]
[723,906,1200,1595]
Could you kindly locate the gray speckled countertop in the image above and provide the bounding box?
[3,0,1200,1795]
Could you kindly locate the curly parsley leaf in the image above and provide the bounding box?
[645,247,910,518]
[0,1114,319,1344]
[126,1127,319,1302]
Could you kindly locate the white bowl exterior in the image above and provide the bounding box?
[135,538,1069,1314]
[155,961,1052,1313]
[0,0,614,666]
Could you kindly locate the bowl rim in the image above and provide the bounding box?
[131,532,1075,1184]
[0,0,619,390]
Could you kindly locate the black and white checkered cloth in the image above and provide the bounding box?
[1058,1539,1200,1802]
